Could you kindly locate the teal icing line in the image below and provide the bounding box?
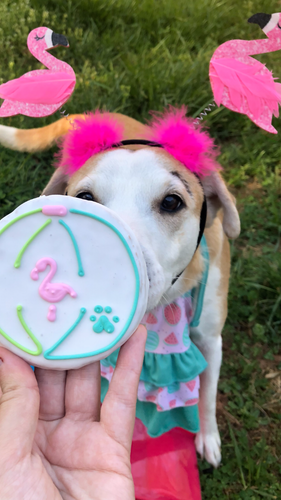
[44,308,86,360]
[59,219,85,277]
[45,208,140,360]
[0,209,42,237]
[14,219,52,268]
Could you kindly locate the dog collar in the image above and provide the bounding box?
[112,139,207,283]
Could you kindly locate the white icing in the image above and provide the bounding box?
[0,195,149,369]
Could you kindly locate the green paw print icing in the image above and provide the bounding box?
[91,306,119,334]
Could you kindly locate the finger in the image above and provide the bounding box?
[35,368,66,421]
[65,362,101,421]
[0,347,39,459]
[101,325,147,450]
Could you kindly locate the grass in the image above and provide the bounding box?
[0,0,280,497]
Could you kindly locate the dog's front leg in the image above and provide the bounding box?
[191,322,222,468]
[188,250,229,468]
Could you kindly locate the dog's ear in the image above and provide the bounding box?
[201,172,240,239]
[42,168,69,195]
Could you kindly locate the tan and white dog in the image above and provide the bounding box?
[0,112,240,467]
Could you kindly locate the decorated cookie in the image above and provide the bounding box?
[0,195,148,369]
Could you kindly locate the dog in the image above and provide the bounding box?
[0,109,240,467]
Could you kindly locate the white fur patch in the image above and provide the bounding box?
[0,125,17,150]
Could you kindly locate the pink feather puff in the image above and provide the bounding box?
[58,111,124,174]
[57,107,220,177]
[145,106,220,176]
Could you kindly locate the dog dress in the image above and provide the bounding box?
[100,236,209,436]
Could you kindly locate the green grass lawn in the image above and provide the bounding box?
[0,0,280,498]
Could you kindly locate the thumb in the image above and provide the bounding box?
[0,348,39,464]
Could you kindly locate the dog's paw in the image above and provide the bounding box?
[195,429,221,468]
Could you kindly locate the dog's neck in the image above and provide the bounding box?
[157,248,204,309]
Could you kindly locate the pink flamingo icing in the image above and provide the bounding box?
[0,27,76,117]
[31,258,77,321]
[209,12,281,133]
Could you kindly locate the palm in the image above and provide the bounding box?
[35,418,133,500]
[0,327,146,500]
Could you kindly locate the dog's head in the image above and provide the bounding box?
[43,109,240,311]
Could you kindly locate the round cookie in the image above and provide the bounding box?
[0,195,149,369]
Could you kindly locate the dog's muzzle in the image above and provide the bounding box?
[112,139,208,286]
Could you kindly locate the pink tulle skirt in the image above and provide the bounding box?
[131,418,201,500]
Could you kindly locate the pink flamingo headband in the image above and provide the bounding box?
[57,107,220,177]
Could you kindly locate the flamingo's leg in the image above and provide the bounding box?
[47,305,56,322]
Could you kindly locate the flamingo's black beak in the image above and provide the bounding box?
[248,13,271,29]
[51,32,69,48]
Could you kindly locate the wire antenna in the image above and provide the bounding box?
[193,101,216,125]
[59,107,70,119]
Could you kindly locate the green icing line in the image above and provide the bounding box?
[59,219,85,277]
[45,208,140,360]
[0,208,42,237]
[44,308,86,360]
[14,219,52,268]
[0,305,43,356]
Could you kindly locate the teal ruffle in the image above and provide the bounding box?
[101,378,199,436]
[101,342,207,387]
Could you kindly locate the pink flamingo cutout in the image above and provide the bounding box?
[0,27,76,117]
[31,257,77,322]
[209,12,281,133]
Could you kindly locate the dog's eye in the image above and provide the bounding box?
[160,195,183,212]
[76,191,95,201]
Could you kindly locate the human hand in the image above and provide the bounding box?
[0,325,147,500]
